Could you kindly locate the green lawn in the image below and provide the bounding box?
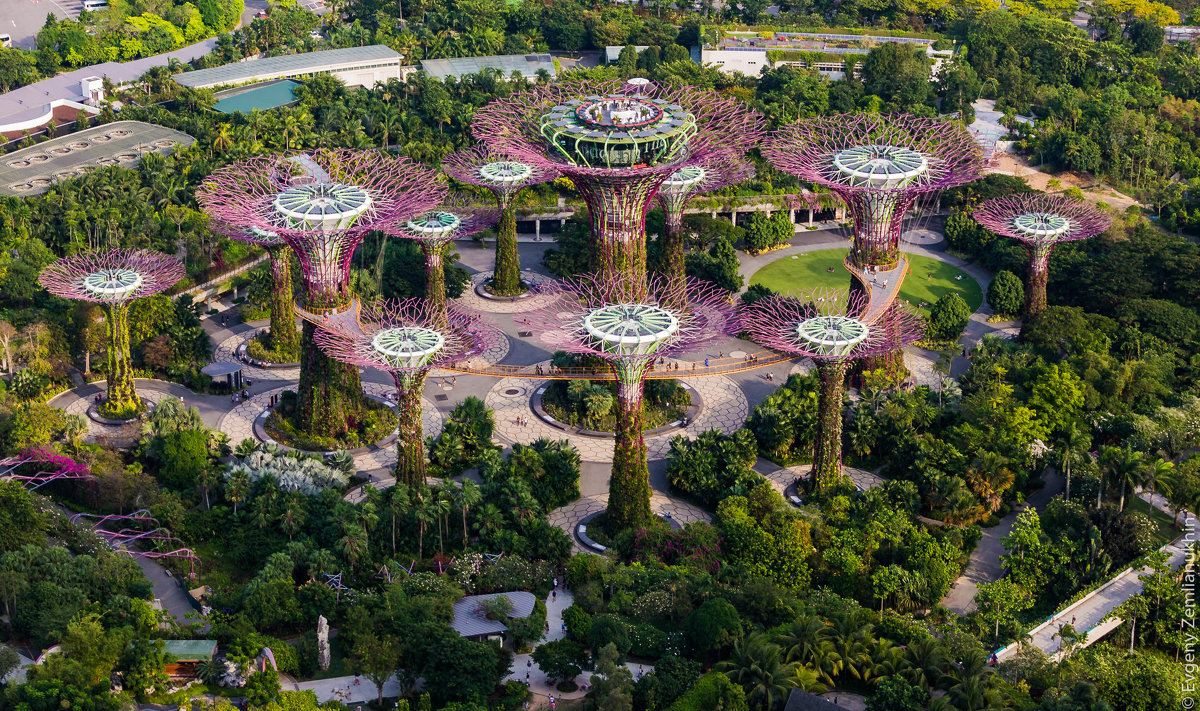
[749,249,984,313]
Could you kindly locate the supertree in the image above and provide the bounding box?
[472,78,764,300]
[442,146,558,297]
[972,193,1111,316]
[385,197,499,325]
[38,249,184,418]
[740,289,924,490]
[198,149,446,437]
[229,227,300,360]
[526,274,735,529]
[313,298,503,488]
[764,114,983,270]
[655,152,755,310]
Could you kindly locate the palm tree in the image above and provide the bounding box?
[459,479,481,548]
[777,615,830,666]
[415,495,436,560]
[788,666,826,694]
[473,502,505,541]
[965,451,1014,513]
[903,637,943,691]
[1054,422,1090,502]
[1100,445,1145,511]
[197,467,220,510]
[717,636,798,711]
[387,485,411,555]
[1143,457,1174,512]
[195,658,224,686]
[280,493,307,540]
[226,471,250,515]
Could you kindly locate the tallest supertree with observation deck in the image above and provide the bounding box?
[199,150,445,438]
[472,79,764,299]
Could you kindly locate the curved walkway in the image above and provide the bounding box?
[548,492,712,552]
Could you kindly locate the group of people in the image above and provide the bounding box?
[513,415,531,427]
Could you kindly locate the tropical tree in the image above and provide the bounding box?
[1054,422,1091,502]
[1142,457,1174,511]
[717,636,798,711]
[1100,445,1146,511]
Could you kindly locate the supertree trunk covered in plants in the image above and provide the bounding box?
[526,274,736,530]
[199,149,446,436]
[38,249,184,418]
[764,114,983,270]
[442,147,558,297]
[740,290,924,491]
[972,193,1111,318]
[103,303,137,411]
[812,359,849,490]
[313,298,502,491]
[1026,243,1051,316]
[610,376,652,529]
[493,197,521,294]
[655,155,754,310]
[389,201,499,325]
[472,79,763,300]
[393,370,429,488]
[265,244,300,357]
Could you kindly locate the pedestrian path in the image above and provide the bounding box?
[941,469,1063,614]
[994,492,1192,662]
[548,492,712,552]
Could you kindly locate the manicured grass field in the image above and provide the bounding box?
[1126,495,1182,548]
[749,249,984,313]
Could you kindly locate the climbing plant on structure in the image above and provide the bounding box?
[655,153,755,310]
[442,145,558,297]
[472,78,764,301]
[229,228,300,362]
[972,193,1111,317]
[38,249,184,419]
[313,299,502,488]
[740,289,924,490]
[198,149,446,438]
[525,273,735,530]
[386,197,499,325]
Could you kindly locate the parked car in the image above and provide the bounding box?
[0,34,11,48]
[254,9,268,18]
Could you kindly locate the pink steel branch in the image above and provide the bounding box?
[71,510,200,579]
[0,448,91,490]
[765,114,983,269]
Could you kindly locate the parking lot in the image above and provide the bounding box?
[1,0,83,49]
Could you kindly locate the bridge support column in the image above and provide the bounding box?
[534,219,541,239]
[808,209,814,226]
[730,210,737,226]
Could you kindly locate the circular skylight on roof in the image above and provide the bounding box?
[406,211,462,238]
[661,165,706,194]
[479,161,534,185]
[274,183,372,231]
[1012,212,1071,240]
[795,315,869,357]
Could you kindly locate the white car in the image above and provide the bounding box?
[0,34,12,48]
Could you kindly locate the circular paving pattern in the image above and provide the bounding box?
[485,361,748,462]
[548,492,711,551]
[216,383,443,475]
[213,331,301,381]
[454,270,559,313]
[59,387,171,445]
